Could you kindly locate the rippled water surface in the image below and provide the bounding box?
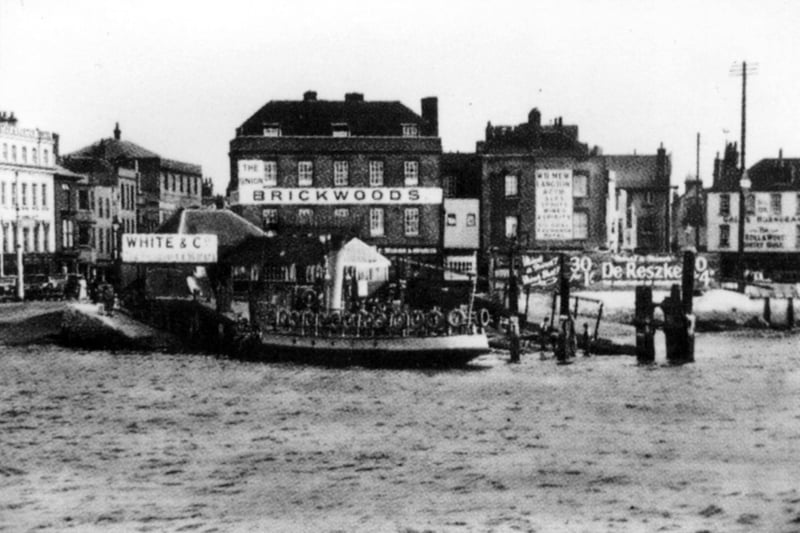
[3,331,800,532]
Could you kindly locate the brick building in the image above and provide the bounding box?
[478,108,671,266]
[227,91,443,273]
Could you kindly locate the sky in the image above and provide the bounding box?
[2,0,799,196]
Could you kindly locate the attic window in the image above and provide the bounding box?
[332,123,350,137]
[402,124,419,137]
[263,124,281,137]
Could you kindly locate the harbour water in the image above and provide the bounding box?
[2,326,800,532]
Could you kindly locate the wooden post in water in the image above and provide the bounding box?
[681,250,696,363]
[555,254,575,364]
[663,284,684,365]
[763,297,772,326]
[635,285,655,364]
[787,298,795,330]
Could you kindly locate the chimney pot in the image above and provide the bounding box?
[421,96,438,136]
[303,90,318,102]
[114,122,121,140]
[345,92,364,102]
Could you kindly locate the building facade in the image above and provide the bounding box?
[0,112,57,277]
[706,146,800,281]
[61,124,204,279]
[228,91,443,274]
[478,108,672,267]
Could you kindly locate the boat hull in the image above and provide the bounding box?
[247,331,490,368]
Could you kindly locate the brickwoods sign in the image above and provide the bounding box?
[237,186,443,205]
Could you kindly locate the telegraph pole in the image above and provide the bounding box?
[730,61,758,286]
[695,132,701,249]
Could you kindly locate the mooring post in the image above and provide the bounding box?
[787,297,795,330]
[663,284,684,365]
[508,315,521,364]
[763,297,772,326]
[635,285,655,364]
[555,254,575,364]
[681,250,696,363]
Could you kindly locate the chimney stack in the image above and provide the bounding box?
[303,90,318,102]
[421,96,438,136]
[114,122,121,140]
[345,92,364,102]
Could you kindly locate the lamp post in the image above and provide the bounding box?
[737,171,751,291]
[15,171,24,301]
[111,216,121,287]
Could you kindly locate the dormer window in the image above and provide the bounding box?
[402,124,419,137]
[262,124,281,137]
[332,123,350,137]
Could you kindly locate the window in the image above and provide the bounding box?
[504,175,518,197]
[1,182,5,205]
[297,208,314,225]
[466,213,476,227]
[78,190,89,210]
[33,225,39,252]
[333,160,349,186]
[32,148,38,165]
[796,194,800,216]
[43,223,49,252]
[334,208,350,219]
[746,193,755,216]
[719,194,730,216]
[446,213,457,226]
[12,183,16,206]
[404,208,420,236]
[719,224,730,248]
[180,176,185,193]
[11,145,17,162]
[106,198,110,219]
[21,147,27,163]
[573,175,588,198]
[32,184,37,207]
[505,216,518,238]
[796,225,800,250]
[369,160,384,187]
[264,161,277,187]
[21,184,27,206]
[263,124,281,137]
[2,143,6,160]
[402,124,419,137]
[404,161,419,186]
[331,123,350,137]
[23,228,30,252]
[43,149,49,166]
[298,161,313,186]
[771,193,782,216]
[262,208,278,227]
[572,211,589,239]
[643,191,655,205]
[370,208,384,237]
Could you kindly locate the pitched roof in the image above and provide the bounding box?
[156,208,265,250]
[237,99,431,137]
[66,137,159,160]
[161,157,202,175]
[605,155,670,189]
[745,158,800,191]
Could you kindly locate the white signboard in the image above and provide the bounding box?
[535,169,573,240]
[237,186,443,205]
[121,234,218,263]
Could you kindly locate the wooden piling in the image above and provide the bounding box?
[788,298,795,330]
[763,297,772,326]
[634,285,655,364]
[681,250,696,363]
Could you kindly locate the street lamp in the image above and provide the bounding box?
[737,170,751,290]
[14,171,24,301]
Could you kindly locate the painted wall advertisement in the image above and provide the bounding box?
[496,252,718,290]
[121,234,218,263]
[535,169,573,240]
[235,159,442,205]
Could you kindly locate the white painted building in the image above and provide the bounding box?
[0,115,57,276]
